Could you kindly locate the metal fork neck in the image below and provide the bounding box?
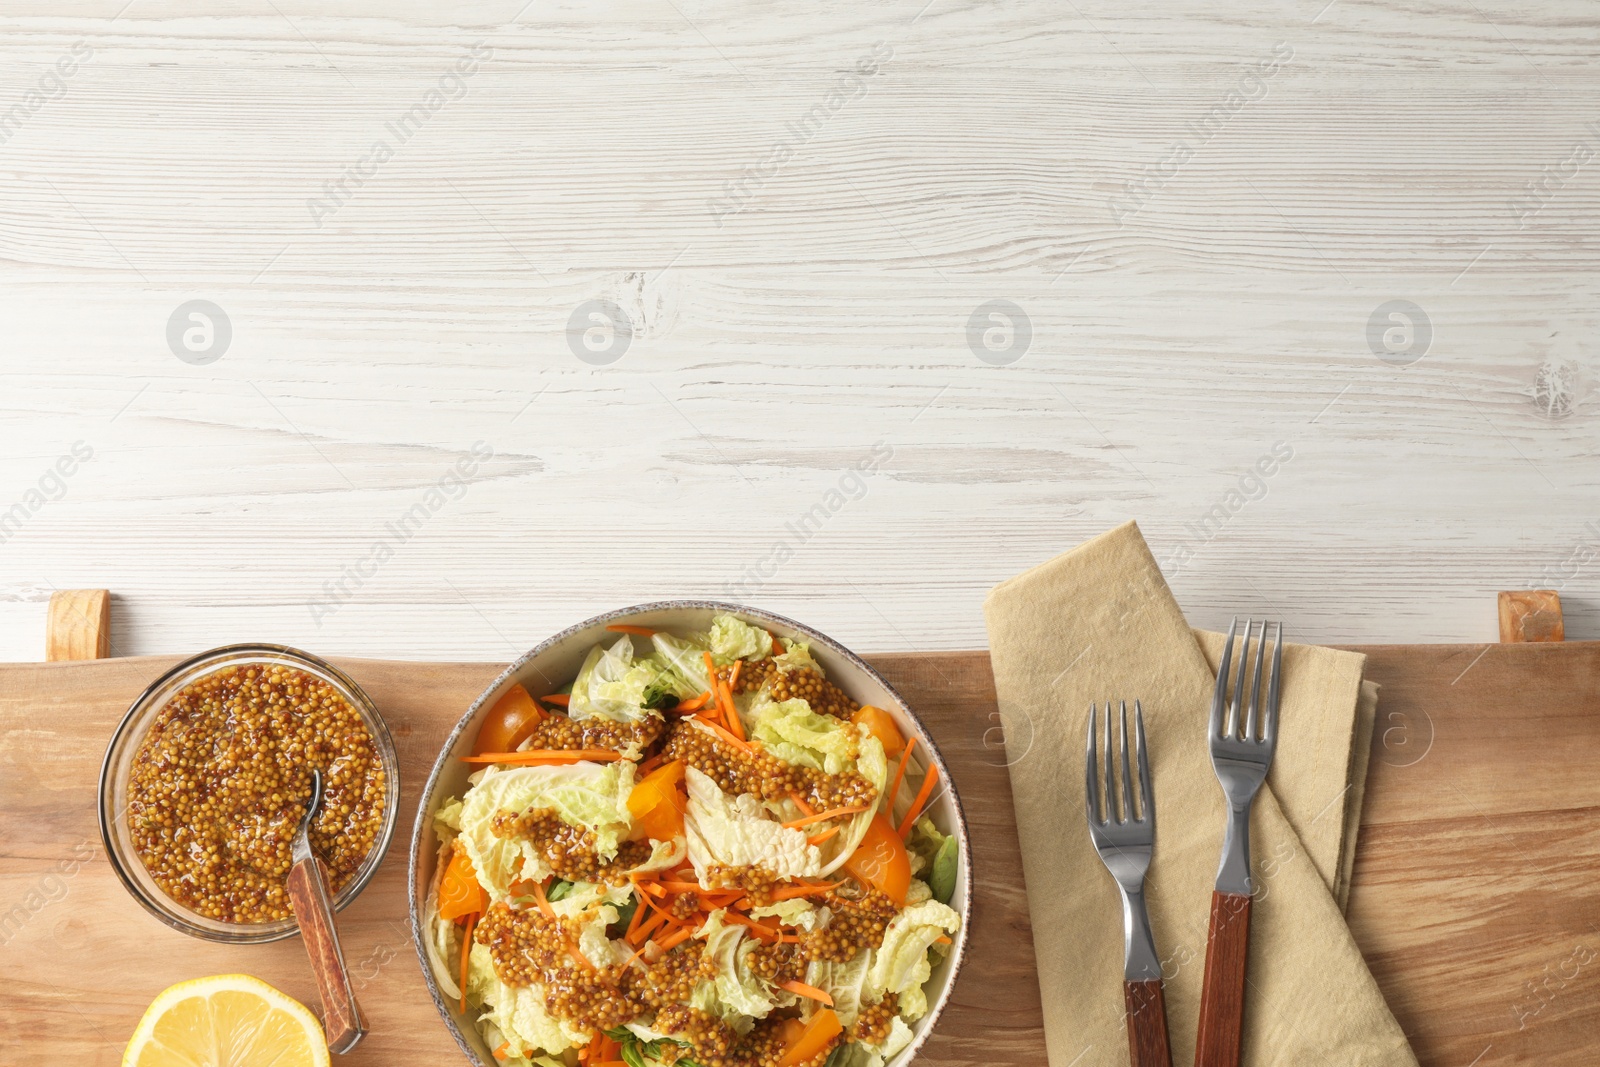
[1214,795,1254,895]
[1118,883,1163,982]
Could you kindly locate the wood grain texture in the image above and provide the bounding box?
[45,589,109,661]
[1497,590,1565,642]
[285,854,368,1054]
[1194,891,1252,1067]
[1123,979,1174,1067]
[1,643,1596,1065]
[3,3,1600,660]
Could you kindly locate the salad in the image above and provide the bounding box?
[424,614,961,1067]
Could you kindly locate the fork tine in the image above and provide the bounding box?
[1085,703,1100,824]
[1211,616,1238,739]
[1227,618,1252,739]
[1245,619,1267,741]
[1264,623,1284,745]
[1134,700,1152,824]
[1118,700,1133,825]
[1103,697,1116,821]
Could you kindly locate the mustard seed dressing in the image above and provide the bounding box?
[491,806,653,886]
[126,664,387,923]
[659,717,877,813]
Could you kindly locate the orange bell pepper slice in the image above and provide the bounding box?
[841,812,911,906]
[852,705,905,757]
[627,760,688,842]
[472,683,547,755]
[778,1008,843,1067]
[438,848,488,922]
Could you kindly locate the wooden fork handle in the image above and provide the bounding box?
[1195,890,1252,1067]
[1123,979,1173,1067]
[287,854,367,1054]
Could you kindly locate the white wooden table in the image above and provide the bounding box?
[2,1,1596,661]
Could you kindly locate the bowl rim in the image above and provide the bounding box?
[408,600,974,1067]
[97,641,401,944]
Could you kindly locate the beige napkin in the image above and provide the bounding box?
[984,521,1416,1066]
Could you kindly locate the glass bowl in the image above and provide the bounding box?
[98,643,400,944]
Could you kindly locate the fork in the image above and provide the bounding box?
[1195,618,1283,1067]
[1086,700,1172,1067]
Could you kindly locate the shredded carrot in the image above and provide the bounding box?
[934,935,953,945]
[624,942,653,967]
[655,924,695,951]
[635,754,665,777]
[692,714,753,755]
[462,748,623,765]
[566,941,594,971]
[898,761,942,840]
[723,911,776,931]
[776,934,805,943]
[649,879,709,894]
[700,652,742,739]
[640,895,672,927]
[675,691,712,713]
[808,825,842,847]
[626,889,648,941]
[493,1042,510,1061]
[783,805,867,830]
[606,624,658,637]
[633,888,673,928]
[459,913,476,1014]
[729,659,744,688]
[779,979,835,1006]
[886,736,919,815]
[789,792,817,817]
[719,676,745,740]
[769,881,844,901]
[631,908,670,947]
[723,912,780,940]
[542,693,571,706]
[697,891,744,910]
[529,878,556,920]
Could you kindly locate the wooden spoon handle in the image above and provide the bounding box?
[1123,979,1172,1067]
[286,854,367,1054]
[1194,890,1252,1067]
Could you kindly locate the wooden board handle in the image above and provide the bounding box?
[1194,890,1252,1067]
[1498,591,1564,643]
[286,855,367,1054]
[46,590,110,661]
[1123,979,1172,1067]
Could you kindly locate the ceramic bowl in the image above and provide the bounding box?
[409,601,972,1066]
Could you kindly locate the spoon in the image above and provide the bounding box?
[287,768,368,1054]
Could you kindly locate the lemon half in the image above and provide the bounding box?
[122,974,330,1067]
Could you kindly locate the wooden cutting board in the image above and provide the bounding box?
[2,642,1597,1067]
